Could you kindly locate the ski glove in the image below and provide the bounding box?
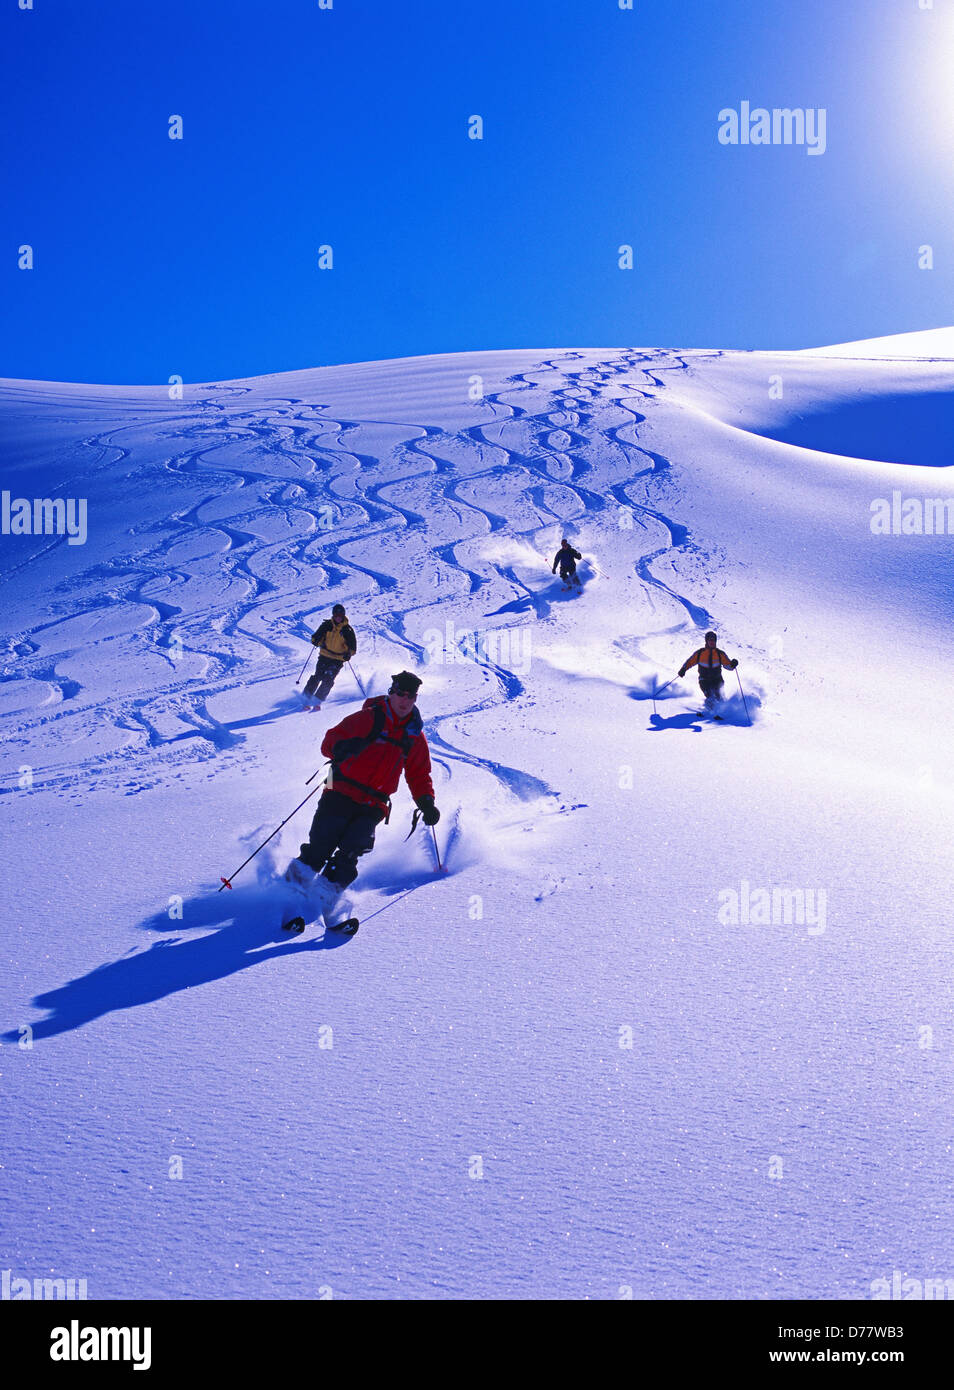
[678,667,687,678]
[728,659,738,669]
[416,795,440,826]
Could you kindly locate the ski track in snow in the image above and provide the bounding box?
[5,343,954,1300]
[0,349,722,807]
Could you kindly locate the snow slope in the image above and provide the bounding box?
[1,339,953,1300]
[803,326,954,359]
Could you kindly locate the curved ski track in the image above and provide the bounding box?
[0,350,723,805]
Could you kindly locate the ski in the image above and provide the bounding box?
[280,910,358,938]
[328,916,360,936]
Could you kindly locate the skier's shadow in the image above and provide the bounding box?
[1,886,348,1044]
[484,559,591,620]
[647,709,705,732]
[628,687,704,732]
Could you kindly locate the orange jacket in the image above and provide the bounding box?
[680,646,735,675]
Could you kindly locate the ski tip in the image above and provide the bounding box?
[328,916,360,936]
[282,916,307,934]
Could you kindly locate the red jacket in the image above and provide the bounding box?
[321,696,434,809]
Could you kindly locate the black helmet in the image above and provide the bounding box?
[389,670,422,696]
[332,603,346,617]
[704,630,717,641]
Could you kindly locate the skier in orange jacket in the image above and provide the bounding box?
[678,631,738,708]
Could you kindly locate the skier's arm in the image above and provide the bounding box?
[343,624,357,656]
[718,650,738,669]
[321,706,373,761]
[571,548,581,560]
[311,620,331,647]
[405,733,435,804]
[551,557,558,573]
[679,650,701,676]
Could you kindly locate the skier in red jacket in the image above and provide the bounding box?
[283,671,439,907]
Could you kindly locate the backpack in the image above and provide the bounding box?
[328,698,421,814]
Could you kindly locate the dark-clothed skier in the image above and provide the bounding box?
[285,671,439,905]
[552,539,582,589]
[678,631,738,708]
[303,603,357,705]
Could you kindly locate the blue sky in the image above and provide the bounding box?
[2,0,952,384]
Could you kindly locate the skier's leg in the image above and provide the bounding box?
[324,803,386,887]
[303,668,320,697]
[298,790,353,873]
[314,656,342,703]
[698,671,724,707]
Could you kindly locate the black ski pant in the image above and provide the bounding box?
[298,789,386,887]
[557,566,580,585]
[698,668,725,704]
[305,654,345,701]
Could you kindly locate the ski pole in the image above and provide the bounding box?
[431,825,446,874]
[404,809,444,873]
[652,674,678,715]
[295,646,317,685]
[218,783,324,891]
[347,660,367,699]
[305,759,331,787]
[735,668,752,726]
